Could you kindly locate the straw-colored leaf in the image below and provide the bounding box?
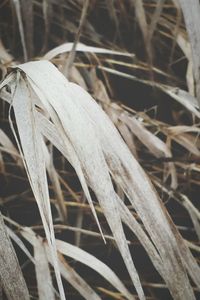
[0,213,30,300]
[176,33,195,95]
[179,0,200,106]
[42,142,67,222]
[20,227,102,300]
[132,0,148,43]
[34,236,55,300]
[55,239,135,300]
[162,87,200,118]
[16,60,144,299]
[57,256,102,300]
[42,0,52,51]
[0,39,14,63]
[20,0,33,58]
[12,0,28,61]
[67,77,198,299]
[2,75,66,300]
[168,126,200,156]
[36,111,104,241]
[98,65,200,117]
[6,225,35,265]
[43,42,134,60]
[19,225,133,299]
[0,128,22,166]
[118,110,177,188]
[37,104,167,287]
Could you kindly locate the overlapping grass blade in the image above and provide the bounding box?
[34,236,55,300]
[20,227,104,300]
[1,60,199,299]
[1,75,66,300]
[16,60,145,299]
[55,239,135,300]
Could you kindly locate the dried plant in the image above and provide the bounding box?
[0,1,200,300]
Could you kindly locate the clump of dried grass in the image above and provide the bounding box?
[0,1,200,300]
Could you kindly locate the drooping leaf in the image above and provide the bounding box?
[2,74,66,300]
[1,60,199,300]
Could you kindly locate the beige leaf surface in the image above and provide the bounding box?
[34,236,55,300]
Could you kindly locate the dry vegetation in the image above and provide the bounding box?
[0,1,200,299]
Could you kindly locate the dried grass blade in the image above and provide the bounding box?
[20,0,33,58]
[9,75,66,300]
[0,39,14,63]
[43,42,134,60]
[55,239,135,300]
[0,129,22,166]
[57,256,101,300]
[36,111,105,241]
[118,112,177,188]
[21,228,102,300]
[179,0,200,106]
[6,225,56,299]
[12,0,28,61]
[42,142,67,222]
[69,81,197,299]
[34,236,55,300]
[3,60,199,299]
[0,213,30,300]
[63,0,90,77]
[6,225,35,264]
[97,65,200,117]
[132,0,148,43]
[42,0,52,51]
[17,61,145,300]
[147,0,165,43]
[162,87,200,118]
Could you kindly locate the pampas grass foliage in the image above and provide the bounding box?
[0,1,200,299]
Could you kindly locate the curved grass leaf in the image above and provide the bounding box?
[55,239,135,300]
[43,42,135,60]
